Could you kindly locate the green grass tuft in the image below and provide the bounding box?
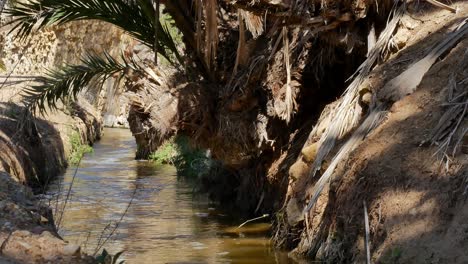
[69,130,93,166]
[149,135,211,178]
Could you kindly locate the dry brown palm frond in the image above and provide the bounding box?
[304,106,388,214]
[379,19,468,102]
[425,0,457,13]
[429,72,468,169]
[239,9,264,39]
[214,111,257,166]
[273,26,297,123]
[308,1,406,175]
[304,11,468,215]
[205,0,219,70]
[194,0,219,72]
[125,64,178,158]
[231,9,247,81]
[284,26,294,123]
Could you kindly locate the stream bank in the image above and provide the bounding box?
[0,9,131,263]
[0,89,103,263]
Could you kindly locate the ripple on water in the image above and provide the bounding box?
[45,128,297,263]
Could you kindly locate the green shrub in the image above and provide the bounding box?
[157,6,184,66]
[149,135,211,178]
[69,130,93,166]
[148,139,178,165]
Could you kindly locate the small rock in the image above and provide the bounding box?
[40,215,49,223]
[62,244,81,257]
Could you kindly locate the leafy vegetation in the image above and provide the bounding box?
[5,0,183,113]
[4,0,180,62]
[158,6,184,66]
[24,53,133,114]
[148,138,178,165]
[69,130,93,166]
[0,59,5,72]
[149,135,212,178]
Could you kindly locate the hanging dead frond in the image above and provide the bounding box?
[304,106,388,214]
[309,2,406,175]
[231,9,247,80]
[429,72,468,169]
[195,0,219,71]
[239,9,264,39]
[275,26,297,123]
[425,0,457,13]
[304,10,468,215]
[125,65,178,158]
[379,19,468,102]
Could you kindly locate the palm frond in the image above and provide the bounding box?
[24,52,132,114]
[4,0,181,64]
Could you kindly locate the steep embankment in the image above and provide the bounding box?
[0,20,128,263]
[0,94,102,264]
[280,3,468,262]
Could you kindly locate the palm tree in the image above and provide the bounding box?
[4,0,186,112]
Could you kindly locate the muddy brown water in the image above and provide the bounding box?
[44,128,296,264]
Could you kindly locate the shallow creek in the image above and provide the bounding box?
[45,128,296,263]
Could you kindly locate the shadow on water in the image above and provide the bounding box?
[46,128,297,264]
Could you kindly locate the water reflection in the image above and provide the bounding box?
[46,128,296,263]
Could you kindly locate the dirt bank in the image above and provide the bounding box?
[0,87,102,263]
[0,172,95,264]
[280,3,468,262]
[0,88,102,186]
[0,8,129,262]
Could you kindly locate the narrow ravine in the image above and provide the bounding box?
[44,128,295,264]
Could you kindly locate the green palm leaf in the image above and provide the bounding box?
[4,0,181,64]
[24,52,132,114]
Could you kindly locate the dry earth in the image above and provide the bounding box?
[0,85,102,263]
[284,2,468,263]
